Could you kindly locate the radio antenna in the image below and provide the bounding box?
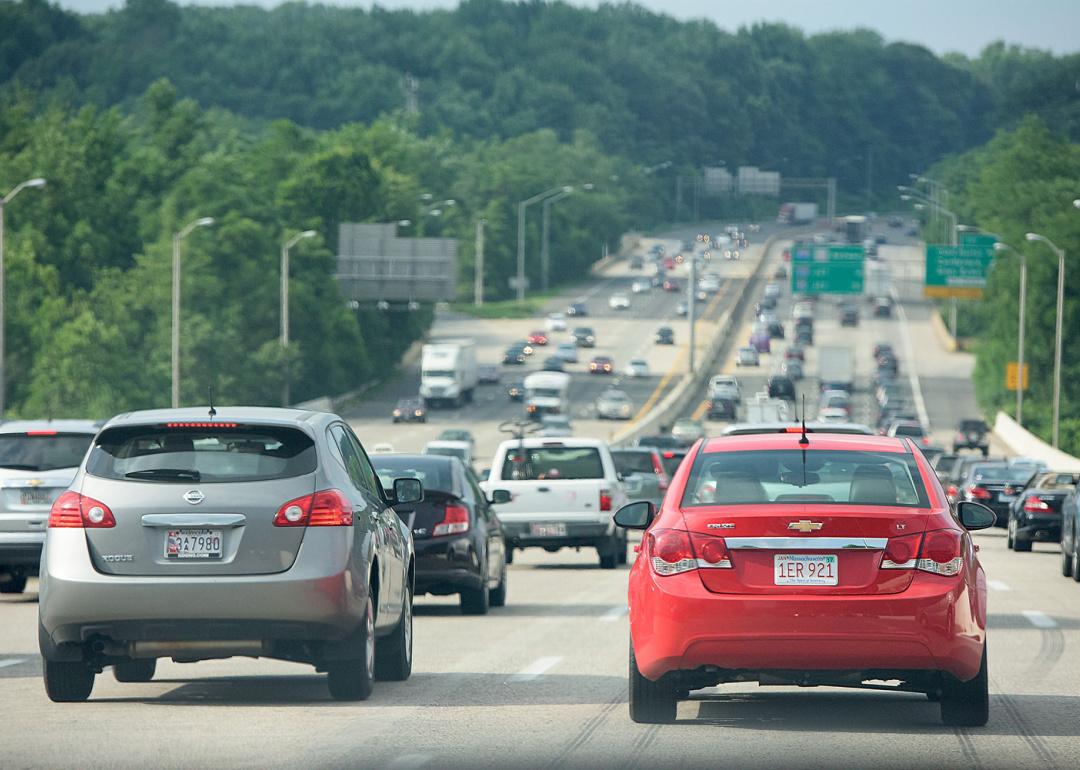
[798,394,809,446]
[208,387,217,419]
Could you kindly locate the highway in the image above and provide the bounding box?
[1,222,1078,769]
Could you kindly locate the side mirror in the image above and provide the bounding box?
[488,489,512,505]
[393,477,424,505]
[956,501,995,531]
[614,500,656,530]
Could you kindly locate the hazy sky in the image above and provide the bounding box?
[53,0,1079,57]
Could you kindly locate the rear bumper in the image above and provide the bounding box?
[38,530,364,648]
[414,537,483,595]
[631,569,985,684]
[1016,514,1062,541]
[502,521,613,549]
[0,533,44,568]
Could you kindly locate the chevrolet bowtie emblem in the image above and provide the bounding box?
[788,520,823,533]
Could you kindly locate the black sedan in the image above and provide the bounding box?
[1062,488,1080,580]
[1007,471,1078,551]
[566,302,588,317]
[392,398,427,423]
[371,454,510,615]
[503,344,527,365]
[655,326,675,345]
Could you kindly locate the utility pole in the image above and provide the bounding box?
[474,219,486,307]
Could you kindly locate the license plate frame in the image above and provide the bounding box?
[19,488,53,506]
[774,554,838,586]
[529,522,567,538]
[165,529,223,560]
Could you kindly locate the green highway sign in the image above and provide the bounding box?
[924,239,996,299]
[790,243,865,294]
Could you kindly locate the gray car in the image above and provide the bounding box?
[0,421,100,594]
[611,448,668,508]
[37,407,421,703]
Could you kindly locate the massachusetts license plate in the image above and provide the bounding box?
[530,522,567,538]
[165,529,223,560]
[774,554,838,586]
[19,488,52,506]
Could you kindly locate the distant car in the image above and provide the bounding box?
[370,442,395,454]
[773,265,788,279]
[780,359,803,381]
[888,215,903,228]
[749,330,771,353]
[873,297,892,318]
[784,345,805,362]
[566,302,588,317]
[663,256,676,270]
[629,256,644,270]
[887,419,929,445]
[863,238,878,257]
[709,375,741,399]
[541,356,565,372]
[697,276,721,295]
[503,344,526,365]
[817,407,850,424]
[766,375,797,402]
[795,326,814,345]
[527,330,549,346]
[624,359,650,378]
[875,233,887,245]
[766,319,785,339]
[706,395,738,421]
[554,342,578,363]
[670,419,706,443]
[596,389,633,420]
[437,429,475,448]
[631,279,651,294]
[610,447,669,509]
[506,381,525,401]
[545,312,567,332]
[953,419,990,455]
[840,303,859,327]
[538,415,574,437]
[589,356,614,375]
[0,421,100,594]
[478,365,500,384]
[393,398,427,423]
[663,279,680,292]
[758,295,778,312]
[424,439,474,469]
[1008,471,1077,552]
[572,326,596,347]
[676,301,688,316]
[820,389,852,418]
[736,346,759,367]
[763,283,782,300]
[609,293,631,310]
[655,326,675,345]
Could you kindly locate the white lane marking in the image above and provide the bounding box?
[988,579,1012,592]
[511,656,562,681]
[386,754,433,770]
[890,287,931,431]
[1022,610,1058,629]
[0,658,25,669]
[600,605,628,622]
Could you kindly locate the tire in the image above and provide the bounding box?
[489,564,508,608]
[375,586,412,681]
[327,594,375,701]
[940,644,989,727]
[598,537,618,570]
[981,447,989,457]
[1006,519,1015,549]
[43,659,95,702]
[0,574,27,594]
[1061,544,1074,578]
[1072,538,1080,583]
[616,534,629,566]
[1013,535,1032,553]
[460,579,490,616]
[114,658,156,683]
[628,642,676,724]
[504,546,514,565]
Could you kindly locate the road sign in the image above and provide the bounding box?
[790,243,865,294]
[924,239,995,299]
[1006,362,1029,391]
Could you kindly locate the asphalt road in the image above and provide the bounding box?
[2,221,1076,769]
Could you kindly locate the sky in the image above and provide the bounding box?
[52,0,1080,58]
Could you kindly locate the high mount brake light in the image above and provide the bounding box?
[166,422,239,429]
[25,430,58,436]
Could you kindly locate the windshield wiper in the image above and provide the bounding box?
[125,468,201,481]
[0,463,40,471]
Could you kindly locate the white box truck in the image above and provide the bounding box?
[523,371,571,420]
[778,202,818,225]
[419,339,478,408]
[818,346,855,393]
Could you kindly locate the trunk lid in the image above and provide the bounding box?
[684,504,928,595]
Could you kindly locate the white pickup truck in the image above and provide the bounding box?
[480,437,631,569]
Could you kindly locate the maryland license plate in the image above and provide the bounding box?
[19,488,53,506]
[165,529,222,560]
[530,522,567,538]
[774,554,838,586]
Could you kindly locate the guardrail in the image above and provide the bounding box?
[993,412,1080,472]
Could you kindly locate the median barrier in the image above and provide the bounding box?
[993,412,1080,472]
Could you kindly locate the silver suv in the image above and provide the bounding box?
[0,420,100,594]
[38,407,421,702]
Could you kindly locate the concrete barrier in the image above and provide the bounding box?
[993,411,1080,472]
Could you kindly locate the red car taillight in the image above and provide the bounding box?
[966,485,992,501]
[646,529,731,576]
[1024,496,1052,513]
[916,529,964,576]
[274,489,354,527]
[48,491,116,528]
[880,533,921,569]
[432,503,470,536]
[600,489,613,512]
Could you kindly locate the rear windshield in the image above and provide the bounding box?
[612,450,655,475]
[371,455,453,495]
[682,449,929,507]
[933,456,959,473]
[892,424,924,437]
[86,425,316,483]
[0,433,95,472]
[959,420,987,431]
[659,451,687,477]
[425,445,467,461]
[501,446,604,481]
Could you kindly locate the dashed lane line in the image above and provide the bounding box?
[890,287,931,431]
[0,658,25,669]
[1021,610,1058,629]
[511,656,563,682]
[386,755,433,770]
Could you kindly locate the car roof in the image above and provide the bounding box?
[0,419,102,435]
[99,407,331,430]
[703,432,910,453]
[720,421,875,436]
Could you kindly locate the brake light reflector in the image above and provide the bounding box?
[1024,496,1051,513]
[432,503,470,536]
[274,489,353,527]
[599,489,613,512]
[647,529,696,575]
[48,491,115,528]
[880,533,921,569]
[966,485,992,501]
[690,532,731,568]
[916,529,964,576]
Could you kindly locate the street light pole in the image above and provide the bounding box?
[1025,232,1066,448]
[0,178,46,416]
[281,229,316,407]
[516,185,571,302]
[171,216,215,408]
[474,218,486,307]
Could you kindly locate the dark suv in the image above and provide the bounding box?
[953,419,989,456]
[766,375,797,402]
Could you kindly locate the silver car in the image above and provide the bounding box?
[38,407,421,702]
[0,421,100,594]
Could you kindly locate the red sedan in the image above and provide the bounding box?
[614,431,995,726]
[662,279,680,292]
[527,330,549,346]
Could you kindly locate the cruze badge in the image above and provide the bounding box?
[183,489,205,505]
[707,523,736,529]
[788,520,823,533]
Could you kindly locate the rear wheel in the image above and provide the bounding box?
[43,659,95,702]
[598,536,619,570]
[0,574,27,594]
[628,643,676,724]
[327,594,375,701]
[504,545,514,565]
[375,587,412,681]
[1013,534,1032,552]
[1072,538,1080,583]
[1061,544,1074,578]
[460,579,490,615]
[1006,519,1015,549]
[616,534,629,566]
[489,565,508,608]
[940,645,989,727]
[114,659,156,683]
